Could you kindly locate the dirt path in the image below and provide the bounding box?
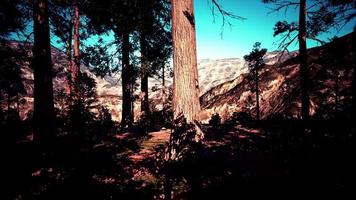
[112,129,171,190]
[127,129,171,163]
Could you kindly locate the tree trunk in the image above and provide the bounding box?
[33,0,55,141]
[72,4,80,96]
[353,62,356,120]
[255,68,260,121]
[140,4,150,118]
[299,0,309,120]
[121,32,133,127]
[352,32,356,119]
[66,12,73,96]
[140,36,150,118]
[162,64,166,110]
[171,0,201,123]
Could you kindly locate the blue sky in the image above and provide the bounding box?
[11,0,354,60]
[194,0,355,59]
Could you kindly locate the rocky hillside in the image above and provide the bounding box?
[200,33,355,122]
[4,33,353,123]
[1,42,260,121]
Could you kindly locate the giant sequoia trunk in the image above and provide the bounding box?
[171,0,201,123]
[121,32,134,127]
[33,0,55,141]
[166,0,203,161]
[299,0,310,120]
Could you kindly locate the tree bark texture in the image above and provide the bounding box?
[171,0,201,123]
[72,4,80,96]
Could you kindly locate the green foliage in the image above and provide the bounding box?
[0,44,26,109]
[273,21,297,37]
[264,0,355,50]
[81,0,172,80]
[82,42,115,77]
[65,72,98,134]
[96,106,115,137]
[307,5,343,40]
[244,42,267,71]
[0,0,26,38]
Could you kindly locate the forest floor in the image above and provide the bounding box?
[4,120,355,199]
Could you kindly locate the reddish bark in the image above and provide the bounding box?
[171,0,201,123]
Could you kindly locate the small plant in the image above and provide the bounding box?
[227,112,252,125]
[209,113,221,127]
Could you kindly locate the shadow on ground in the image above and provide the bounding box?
[2,119,355,199]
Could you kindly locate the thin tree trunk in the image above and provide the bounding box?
[255,68,260,121]
[33,0,55,141]
[353,63,356,119]
[140,12,150,118]
[73,4,80,96]
[352,32,356,119]
[171,0,201,123]
[66,12,73,96]
[162,64,166,110]
[299,0,309,120]
[121,32,133,127]
[140,43,149,117]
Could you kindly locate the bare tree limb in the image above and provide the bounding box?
[209,0,246,37]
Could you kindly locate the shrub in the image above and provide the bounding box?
[209,113,221,127]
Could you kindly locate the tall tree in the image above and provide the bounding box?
[170,0,243,123]
[299,0,309,120]
[49,0,74,96]
[139,0,151,119]
[83,0,137,128]
[72,3,80,97]
[121,30,134,127]
[32,0,55,142]
[263,0,310,120]
[244,42,267,121]
[140,35,149,118]
[66,14,73,95]
[171,0,200,123]
[263,0,355,120]
[138,0,172,119]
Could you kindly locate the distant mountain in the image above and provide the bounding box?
[3,33,352,123]
[0,42,255,121]
[197,51,297,95]
[200,33,355,122]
